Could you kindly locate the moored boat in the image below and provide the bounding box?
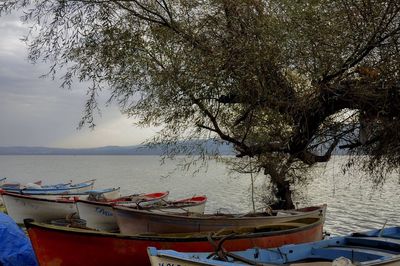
[25,216,324,266]
[2,179,95,194]
[1,191,78,224]
[26,187,121,200]
[114,204,325,235]
[148,226,400,266]
[76,191,169,231]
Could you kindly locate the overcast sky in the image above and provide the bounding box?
[0,12,157,148]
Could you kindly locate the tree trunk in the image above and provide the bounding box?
[271,180,294,210]
[263,163,295,210]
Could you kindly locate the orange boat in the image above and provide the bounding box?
[25,216,324,266]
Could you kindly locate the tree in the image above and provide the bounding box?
[2,0,400,209]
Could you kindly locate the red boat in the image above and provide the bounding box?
[25,216,324,266]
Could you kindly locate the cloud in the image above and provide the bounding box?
[53,110,160,148]
[0,12,155,147]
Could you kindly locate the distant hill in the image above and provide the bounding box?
[0,140,235,155]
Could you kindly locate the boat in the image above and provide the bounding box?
[76,191,169,231]
[25,187,121,200]
[147,226,400,266]
[0,188,121,224]
[0,177,6,186]
[1,191,78,224]
[2,179,95,194]
[141,195,208,214]
[114,204,325,235]
[1,179,44,189]
[24,216,324,266]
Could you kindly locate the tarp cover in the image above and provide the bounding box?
[0,213,38,266]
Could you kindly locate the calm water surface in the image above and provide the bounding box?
[0,155,398,235]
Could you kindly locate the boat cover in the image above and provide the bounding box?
[0,213,38,266]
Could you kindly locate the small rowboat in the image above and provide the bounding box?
[141,195,208,214]
[26,187,121,200]
[1,179,44,189]
[76,191,169,231]
[113,204,325,235]
[148,226,400,266]
[0,188,119,224]
[2,179,96,194]
[25,216,324,266]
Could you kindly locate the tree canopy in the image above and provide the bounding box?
[2,0,400,209]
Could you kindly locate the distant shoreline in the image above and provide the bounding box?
[0,141,235,156]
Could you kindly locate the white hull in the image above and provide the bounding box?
[76,191,166,231]
[1,193,78,224]
[76,201,117,231]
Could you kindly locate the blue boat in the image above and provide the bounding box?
[148,227,400,266]
[1,179,95,194]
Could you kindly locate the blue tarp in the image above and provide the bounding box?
[0,213,38,266]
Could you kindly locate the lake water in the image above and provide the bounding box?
[0,155,399,235]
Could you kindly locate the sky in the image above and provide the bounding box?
[0,12,157,148]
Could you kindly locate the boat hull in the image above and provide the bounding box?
[25,217,324,266]
[2,192,77,224]
[76,201,116,231]
[114,205,326,234]
[76,191,169,231]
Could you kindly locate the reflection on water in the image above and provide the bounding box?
[0,155,398,235]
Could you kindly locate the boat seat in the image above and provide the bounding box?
[344,236,400,252]
[311,246,393,262]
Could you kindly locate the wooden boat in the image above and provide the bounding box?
[114,204,325,235]
[24,216,324,266]
[1,191,78,224]
[76,191,169,231]
[148,226,400,266]
[2,179,95,194]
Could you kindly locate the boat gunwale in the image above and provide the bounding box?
[24,216,324,242]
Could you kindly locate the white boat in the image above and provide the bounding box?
[1,191,78,224]
[28,187,121,200]
[76,191,169,231]
[3,179,95,194]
